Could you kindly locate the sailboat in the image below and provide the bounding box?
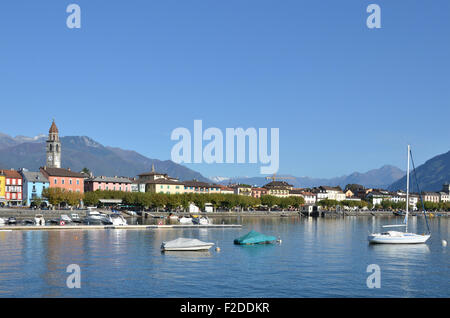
[368,145,431,244]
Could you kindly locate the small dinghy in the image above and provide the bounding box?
[161,238,215,251]
[234,230,276,245]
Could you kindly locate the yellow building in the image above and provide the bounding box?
[263,181,293,197]
[145,179,185,194]
[0,172,5,205]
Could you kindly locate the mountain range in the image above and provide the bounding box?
[389,150,450,192]
[211,165,406,189]
[0,134,210,182]
[1,132,448,192]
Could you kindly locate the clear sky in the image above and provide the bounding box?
[0,1,449,178]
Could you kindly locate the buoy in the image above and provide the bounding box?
[215,241,220,252]
[442,240,447,247]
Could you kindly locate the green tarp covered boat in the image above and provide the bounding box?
[234,230,277,245]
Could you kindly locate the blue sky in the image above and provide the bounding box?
[0,1,449,178]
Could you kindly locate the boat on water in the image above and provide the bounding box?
[34,214,45,226]
[179,216,193,224]
[107,214,127,226]
[70,213,82,223]
[368,145,431,244]
[168,213,179,220]
[6,217,17,225]
[0,218,6,225]
[393,210,406,216]
[83,211,113,225]
[161,238,215,251]
[192,216,211,225]
[234,230,277,245]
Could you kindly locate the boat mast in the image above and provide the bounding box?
[405,144,410,233]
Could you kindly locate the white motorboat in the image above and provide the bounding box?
[179,216,193,224]
[192,216,211,225]
[161,238,215,251]
[84,210,112,225]
[60,214,73,223]
[71,213,82,223]
[368,145,431,244]
[34,214,45,226]
[107,214,127,226]
[0,218,6,225]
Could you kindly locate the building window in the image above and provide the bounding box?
[62,179,65,185]
[54,179,57,185]
[77,180,79,185]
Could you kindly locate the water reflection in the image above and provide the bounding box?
[0,216,447,297]
[162,251,213,259]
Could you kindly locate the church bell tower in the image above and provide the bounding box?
[46,120,61,168]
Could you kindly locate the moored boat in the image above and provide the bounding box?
[34,214,45,226]
[179,216,193,224]
[161,238,215,251]
[234,230,277,245]
[192,216,211,225]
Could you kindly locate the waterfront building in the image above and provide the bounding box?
[218,185,234,194]
[344,189,354,198]
[263,181,293,197]
[19,169,50,206]
[442,183,450,194]
[40,166,85,193]
[439,192,449,203]
[422,192,440,203]
[145,179,184,194]
[1,169,23,206]
[230,184,252,196]
[129,177,140,192]
[85,176,132,192]
[313,186,346,201]
[251,187,268,198]
[365,190,392,206]
[0,171,5,205]
[138,165,169,183]
[300,191,317,205]
[183,180,221,194]
[46,120,61,169]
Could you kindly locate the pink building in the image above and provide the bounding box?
[84,176,132,192]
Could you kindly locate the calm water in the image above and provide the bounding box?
[0,216,448,297]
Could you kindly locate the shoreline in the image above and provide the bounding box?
[1,208,448,219]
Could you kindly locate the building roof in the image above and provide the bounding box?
[86,176,132,184]
[144,179,184,185]
[40,167,85,178]
[21,171,49,183]
[0,169,22,179]
[264,181,293,189]
[138,171,168,177]
[183,180,214,188]
[320,185,343,191]
[49,120,59,134]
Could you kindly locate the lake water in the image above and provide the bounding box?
[0,216,448,297]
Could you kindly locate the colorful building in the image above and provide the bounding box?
[0,171,5,205]
[40,167,85,193]
[20,169,50,206]
[1,169,23,206]
[85,176,132,192]
[145,179,185,194]
[183,181,221,194]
